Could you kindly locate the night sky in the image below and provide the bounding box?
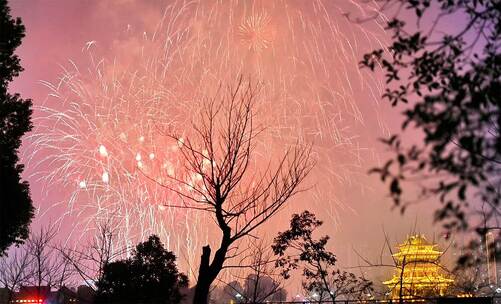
[9,0,446,290]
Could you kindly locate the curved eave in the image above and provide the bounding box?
[393,250,442,259]
[383,277,454,285]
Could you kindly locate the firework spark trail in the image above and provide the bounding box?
[26,0,388,276]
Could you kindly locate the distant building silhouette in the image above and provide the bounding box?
[75,285,94,304]
[0,288,10,304]
[12,286,51,303]
[0,286,86,304]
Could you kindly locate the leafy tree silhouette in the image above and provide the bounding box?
[0,0,34,256]
[360,1,501,253]
[273,211,373,303]
[95,235,188,304]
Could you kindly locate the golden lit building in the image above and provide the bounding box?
[384,235,454,299]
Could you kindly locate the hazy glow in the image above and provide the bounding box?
[15,0,409,281]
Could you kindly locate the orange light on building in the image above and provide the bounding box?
[14,299,43,303]
[383,235,454,299]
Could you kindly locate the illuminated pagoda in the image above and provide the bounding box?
[383,235,454,299]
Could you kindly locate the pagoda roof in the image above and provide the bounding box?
[397,235,434,247]
[392,235,442,258]
[383,234,453,297]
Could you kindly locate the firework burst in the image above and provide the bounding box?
[26,0,388,275]
[238,12,275,52]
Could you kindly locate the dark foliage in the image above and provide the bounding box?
[0,0,34,256]
[272,211,332,279]
[273,211,373,302]
[95,235,188,304]
[361,1,501,237]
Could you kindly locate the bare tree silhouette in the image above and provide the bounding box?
[25,227,73,295]
[0,248,31,302]
[160,77,314,304]
[0,226,73,302]
[58,220,124,290]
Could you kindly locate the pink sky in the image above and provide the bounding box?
[8,0,448,290]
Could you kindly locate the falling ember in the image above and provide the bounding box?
[102,171,110,184]
[78,180,87,189]
[98,145,108,158]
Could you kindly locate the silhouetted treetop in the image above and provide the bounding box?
[0,0,25,89]
[95,235,188,304]
[273,211,372,302]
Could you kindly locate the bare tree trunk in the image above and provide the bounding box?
[193,246,213,304]
[194,242,230,304]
